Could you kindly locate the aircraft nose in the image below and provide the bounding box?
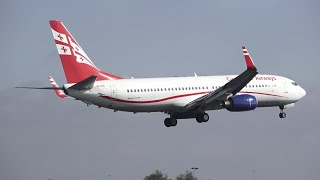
[300,87,306,98]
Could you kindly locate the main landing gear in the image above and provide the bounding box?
[164,118,177,127]
[279,106,287,118]
[196,113,210,123]
[164,112,209,127]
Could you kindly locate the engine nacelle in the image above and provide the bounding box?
[223,94,258,112]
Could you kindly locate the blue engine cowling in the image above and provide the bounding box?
[223,94,258,112]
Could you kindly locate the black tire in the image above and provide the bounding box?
[279,112,286,118]
[196,113,209,123]
[170,118,177,127]
[164,118,171,127]
[282,112,286,118]
[202,113,209,122]
[196,115,203,123]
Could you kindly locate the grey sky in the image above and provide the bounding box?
[1,0,319,180]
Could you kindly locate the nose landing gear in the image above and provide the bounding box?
[279,106,287,118]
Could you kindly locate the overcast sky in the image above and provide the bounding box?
[1,0,319,180]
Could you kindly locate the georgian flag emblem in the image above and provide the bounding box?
[51,29,68,44]
[56,44,72,55]
[51,28,97,68]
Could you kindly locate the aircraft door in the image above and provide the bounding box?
[110,85,117,101]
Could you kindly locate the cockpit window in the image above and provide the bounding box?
[292,82,298,86]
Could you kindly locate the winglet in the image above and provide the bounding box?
[49,76,67,98]
[242,46,257,70]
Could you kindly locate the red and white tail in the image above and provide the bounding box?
[49,20,123,83]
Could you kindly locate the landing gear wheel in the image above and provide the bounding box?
[202,113,209,122]
[164,118,177,127]
[196,113,209,123]
[279,106,286,119]
[164,118,171,127]
[196,116,202,123]
[279,112,286,118]
[170,118,177,127]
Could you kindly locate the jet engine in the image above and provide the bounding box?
[223,94,258,112]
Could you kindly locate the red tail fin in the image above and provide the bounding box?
[49,20,123,83]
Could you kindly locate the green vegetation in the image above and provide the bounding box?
[144,170,197,180]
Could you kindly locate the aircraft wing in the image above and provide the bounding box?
[184,46,258,110]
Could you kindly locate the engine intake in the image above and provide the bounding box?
[223,94,258,112]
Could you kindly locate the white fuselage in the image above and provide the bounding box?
[64,74,306,113]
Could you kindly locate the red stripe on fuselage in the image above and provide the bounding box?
[239,91,286,98]
[101,92,207,104]
[100,91,285,104]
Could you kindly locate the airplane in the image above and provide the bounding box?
[17,20,306,127]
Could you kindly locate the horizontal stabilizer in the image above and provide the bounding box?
[69,75,97,90]
[16,86,62,90]
[16,76,68,98]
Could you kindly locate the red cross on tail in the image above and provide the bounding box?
[57,34,63,41]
